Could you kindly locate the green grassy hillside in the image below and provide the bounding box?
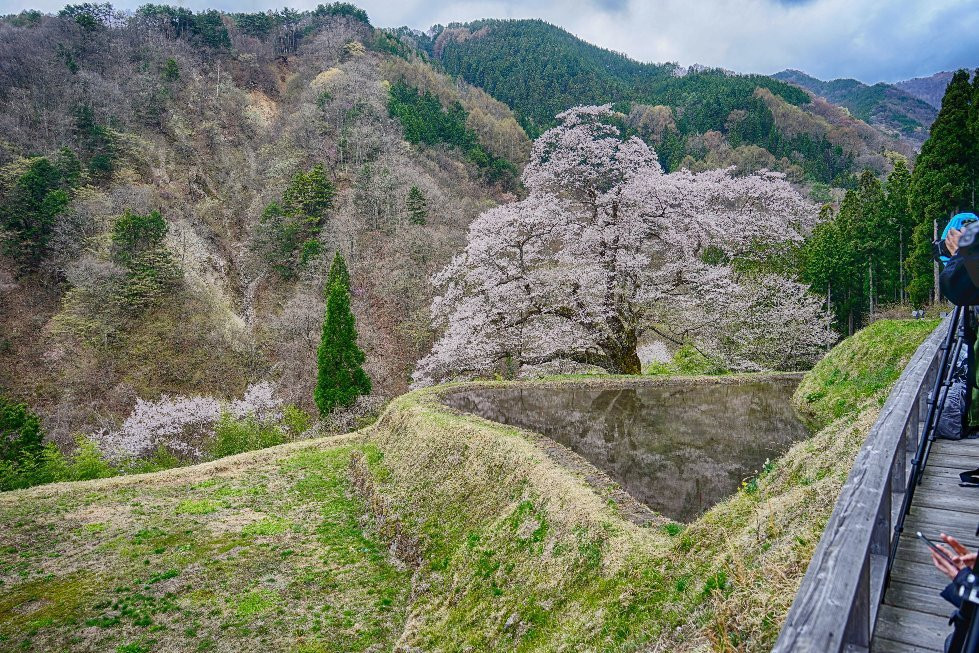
[793,318,941,428]
[0,320,940,651]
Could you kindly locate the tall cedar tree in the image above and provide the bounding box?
[884,159,914,304]
[803,162,916,334]
[326,249,350,291]
[314,253,370,415]
[406,186,428,225]
[907,70,976,306]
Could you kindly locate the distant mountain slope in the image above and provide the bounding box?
[773,69,936,145]
[422,20,805,135]
[895,71,961,109]
[400,19,912,186]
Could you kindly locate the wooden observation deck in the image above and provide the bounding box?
[773,318,979,652]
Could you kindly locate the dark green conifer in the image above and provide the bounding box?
[314,253,370,416]
[0,397,43,465]
[406,186,428,225]
[884,159,913,304]
[327,249,350,292]
[0,157,68,268]
[907,70,976,306]
[161,58,180,82]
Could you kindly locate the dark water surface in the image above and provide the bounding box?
[442,380,810,522]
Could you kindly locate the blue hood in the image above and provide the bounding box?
[941,212,979,263]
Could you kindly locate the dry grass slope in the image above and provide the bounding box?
[0,320,939,651]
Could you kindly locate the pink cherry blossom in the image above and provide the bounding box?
[413,106,835,385]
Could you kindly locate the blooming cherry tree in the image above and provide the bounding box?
[414,106,835,385]
[93,381,282,460]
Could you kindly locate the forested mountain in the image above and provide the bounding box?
[0,4,530,443]
[773,69,937,145]
[401,19,914,187]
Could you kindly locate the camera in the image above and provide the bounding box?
[934,219,979,262]
[960,220,979,256]
[958,221,979,287]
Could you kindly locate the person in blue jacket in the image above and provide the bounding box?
[931,533,978,652]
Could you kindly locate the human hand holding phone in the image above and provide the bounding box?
[922,532,977,580]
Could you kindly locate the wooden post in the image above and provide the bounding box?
[843,553,872,648]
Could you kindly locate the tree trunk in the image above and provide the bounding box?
[615,348,642,375]
[602,338,642,374]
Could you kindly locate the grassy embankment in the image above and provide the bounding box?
[0,319,939,651]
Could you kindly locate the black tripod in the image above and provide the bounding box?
[888,306,971,582]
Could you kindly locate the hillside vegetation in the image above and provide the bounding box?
[0,319,939,651]
[794,318,940,427]
[774,69,937,145]
[0,6,529,445]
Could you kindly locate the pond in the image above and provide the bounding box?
[442,379,810,522]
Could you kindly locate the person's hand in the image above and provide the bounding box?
[932,546,961,579]
[931,533,976,580]
[944,533,978,569]
[947,228,962,257]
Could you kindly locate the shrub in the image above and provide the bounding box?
[67,438,116,481]
[0,397,44,464]
[0,437,120,492]
[672,344,729,375]
[282,405,313,436]
[644,361,675,376]
[208,413,286,459]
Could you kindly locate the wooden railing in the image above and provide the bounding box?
[772,319,946,653]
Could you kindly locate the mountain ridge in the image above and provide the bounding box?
[396,18,914,186]
[895,70,974,109]
[772,68,937,145]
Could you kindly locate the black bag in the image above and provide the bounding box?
[938,349,971,440]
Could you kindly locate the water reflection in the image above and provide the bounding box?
[442,381,809,522]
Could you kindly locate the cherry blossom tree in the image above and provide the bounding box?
[92,381,282,460]
[413,105,835,385]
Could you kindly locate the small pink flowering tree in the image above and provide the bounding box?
[414,106,834,385]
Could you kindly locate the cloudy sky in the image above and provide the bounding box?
[2,0,977,82]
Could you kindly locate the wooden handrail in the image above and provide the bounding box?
[772,320,946,653]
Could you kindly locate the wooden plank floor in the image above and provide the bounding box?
[872,438,979,652]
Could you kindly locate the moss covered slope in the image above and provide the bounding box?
[0,320,941,651]
[794,318,941,428]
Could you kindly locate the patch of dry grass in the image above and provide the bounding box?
[0,434,410,653]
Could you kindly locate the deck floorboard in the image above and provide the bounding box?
[872,438,979,651]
